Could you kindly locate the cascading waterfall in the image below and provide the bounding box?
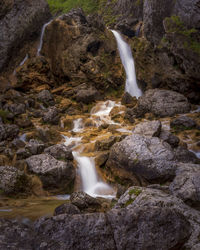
[111,30,142,98]
[37,20,52,56]
[13,54,28,75]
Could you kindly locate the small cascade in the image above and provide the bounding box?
[13,54,28,75]
[72,118,83,133]
[73,152,115,198]
[111,30,142,98]
[37,20,52,56]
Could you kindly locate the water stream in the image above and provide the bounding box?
[111,30,142,98]
[37,20,52,56]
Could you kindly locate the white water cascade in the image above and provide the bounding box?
[37,20,52,56]
[13,54,28,75]
[73,152,115,198]
[111,30,142,98]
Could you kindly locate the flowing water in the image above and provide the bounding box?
[37,20,52,56]
[13,54,28,75]
[111,30,142,98]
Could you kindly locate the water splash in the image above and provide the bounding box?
[111,30,142,98]
[37,20,52,56]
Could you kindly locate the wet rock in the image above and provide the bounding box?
[133,120,161,137]
[37,90,55,107]
[169,163,200,208]
[70,191,101,211]
[107,133,176,183]
[171,116,197,130]
[95,152,109,168]
[76,87,100,104]
[159,130,180,147]
[0,166,26,194]
[132,89,191,117]
[0,0,51,72]
[44,144,73,161]
[26,154,75,191]
[95,136,121,151]
[54,203,80,216]
[42,107,59,125]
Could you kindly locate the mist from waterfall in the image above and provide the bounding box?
[111,30,142,98]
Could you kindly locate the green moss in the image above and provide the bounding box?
[128,188,142,196]
[124,198,134,207]
[0,109,10,123]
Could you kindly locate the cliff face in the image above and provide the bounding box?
[0,0,51,72]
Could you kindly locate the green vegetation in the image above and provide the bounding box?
[47,0,99,14]
[0,109,10,123]
[128,188,142,196]
[125,198,134,207]
[164,15,200,55]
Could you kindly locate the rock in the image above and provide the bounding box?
[16,148,31,160]
[0,166,28,194]
[107,133,176,183]
[42,107,59,125]
[26,154,75,191]
[171,116,197,130]
[37,90,55,107]
[54,203,80,216]
[0,219,35,250]
[0,0,51,71]
[95,152,109,168]
[159,130,180,147]
[44,144,73,161]
[41,8,124,91]
[0,124,19,142]
[4,103,26,116]
[121,92,137,107]
[174,146,199,164]
[25,139,45,155]
[132,89,191,118]
[133,120,161,137]
[95,136,120,151]
[169,163,200,208]
[76,87,100,104]
[70,191,101,211]
[0,0,13,19]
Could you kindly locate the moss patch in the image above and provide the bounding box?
[128,188,142,196]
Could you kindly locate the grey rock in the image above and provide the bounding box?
[171,116,197,129]
[0,123,19,142]
[54,203,80,216]
[16,148,31,160]
[26,154,75,190]
[0,166,23,194]
[107,133,176,183]
[0,0,51,71]
[70,191,101,210]
[25,139,45,155]
[44,144,73,161]
[170,163,200,207]
[42,107,59,125]
[133,120,161,137]
[174,146,199,164]
[159,130,180,147]
[37,90,54,106]
[76,87,100,104]
[133,89,191,118]
[4,103,26,115]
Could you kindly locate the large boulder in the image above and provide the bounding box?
[133,120,161,137]
[170,116,197,130]
[41,8,124,93]
[25,154,75,191]
[132,89,191,118]
[107,133,176,183]
[44,144,73,161]
[0,0,51,71]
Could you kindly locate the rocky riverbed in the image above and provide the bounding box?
[0,0,200,249]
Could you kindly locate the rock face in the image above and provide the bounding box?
[41,8,124,93]
[25,154,75,191]
[0,0,51,71]
[132,89,191,117]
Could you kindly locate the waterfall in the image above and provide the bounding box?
[111,30,142,98]
[72,118,83,133]
[73,152,115,198]
[13,54,28,75]
[37,20,52,56]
